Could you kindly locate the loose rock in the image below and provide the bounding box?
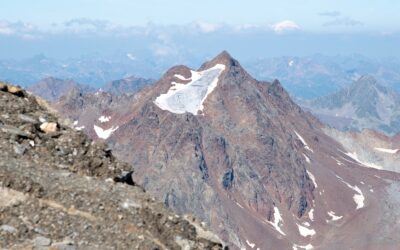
[40,122,58,133]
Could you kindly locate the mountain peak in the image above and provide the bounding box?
[353,75,378,88]
[349,75,388,96]
[200,50,239,70]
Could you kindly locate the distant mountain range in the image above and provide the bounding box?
[50,51,400,249]
[28,77,94,102]
[244,54,400,98]
[302,75,400,135]
[0,53,168,87]
[28,75,154,103]
[1,53,400,100]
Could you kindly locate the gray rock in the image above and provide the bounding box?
[0,225,17,233]
[13,144,27,155]
[18,114,38,124]
[51,238,75,250]
[34,236,52,247]
[0,125,32,139]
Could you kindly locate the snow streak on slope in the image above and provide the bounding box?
[336,175,365,210]
[154,64,226,115]
[344,152,382,170]
[99,115,111,123]
[308,209,314,221]
[327,211,343,221]
[93,125,119,139]
[294,131,313,152]
[293,244,314,250]
[296,224,316,237]
[306,170,317,188]
[267,206,286,235]
[374,147,399,154]
[174,74,190,81]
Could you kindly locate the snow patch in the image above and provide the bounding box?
[370,188,374,192]
[93,125,118,139]
[297,224,316,237]
[174,74,190,81]
[267,206,286,235]
[336,175,365,210]
[295,131,313,152]
[327,211,343,221]
[98,115,111,123]
[303,154,310,163]
[154,64,226,115]
[75,125,85,131]
[73,120,78,126]
[331,156,343,166]
[374,147,399,154]
[302,221,310,227]
[293,244,314,250]
[308,209,314,221]
[289,60,294,67]
[344,152,382,170]
[306,170,317,188]
[246,240,256,248]
[236,202,244,209]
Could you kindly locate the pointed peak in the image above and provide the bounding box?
[214,50,234,62]
[356,75,377,85]
[199,50,240,71]
[350,75,386,93]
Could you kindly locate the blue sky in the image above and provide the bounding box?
[1,0,399,32]
[0,1,399,59]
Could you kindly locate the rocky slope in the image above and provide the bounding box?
[0,82,225,249]
[324,128,400,173]
[302,76,400,135]
[55,52,400,249]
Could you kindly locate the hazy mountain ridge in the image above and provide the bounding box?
[245,55,400,98]
[303,75,400,135]
[2,53,400,100]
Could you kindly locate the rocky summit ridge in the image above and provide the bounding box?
[0,81,225,249]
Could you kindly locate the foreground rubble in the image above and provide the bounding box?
[0,82,225,249]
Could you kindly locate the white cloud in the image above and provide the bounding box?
[271,20,300,33]
[195,21,220,33]
[0,21,14,35]
[0,20,39,39]
[323,17,363,27]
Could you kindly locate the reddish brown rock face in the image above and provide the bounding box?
[55,51,400,249]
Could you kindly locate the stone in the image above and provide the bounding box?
[0,224,17,233]
[40,122,58,133]
[18,114,38,124]
[34,236,52,247]
[51,238,75,250]
[0,125,32,138]
[7,85,24,96]
[13,144,27,155]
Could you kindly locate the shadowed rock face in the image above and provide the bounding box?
[54,52,400,250]
[0,82,225,250]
